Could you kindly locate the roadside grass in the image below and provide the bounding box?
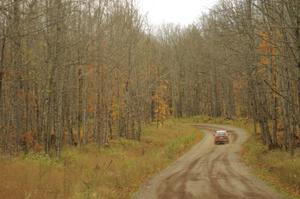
[189,115,300,199]
[242,135,300,199]
[0,118,202,199]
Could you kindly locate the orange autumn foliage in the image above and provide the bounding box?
[152,81,170,125]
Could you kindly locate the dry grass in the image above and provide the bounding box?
[242,134,300,199]
[0,119,202,199]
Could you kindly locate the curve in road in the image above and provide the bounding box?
[134,124,284,199]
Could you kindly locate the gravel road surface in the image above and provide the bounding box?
[134,124,284,199]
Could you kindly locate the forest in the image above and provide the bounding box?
[0,0,299,157]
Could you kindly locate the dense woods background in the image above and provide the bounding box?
[0,0,299,156]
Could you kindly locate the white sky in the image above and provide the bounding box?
[138,0,218,26]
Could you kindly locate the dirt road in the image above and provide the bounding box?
[134,124,284,199]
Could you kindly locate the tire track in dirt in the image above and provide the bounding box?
[157,148,217,199]
[134,124,284,199]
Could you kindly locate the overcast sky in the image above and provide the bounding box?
[138,0,218,26]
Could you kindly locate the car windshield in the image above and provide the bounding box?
[216,131,226,136]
